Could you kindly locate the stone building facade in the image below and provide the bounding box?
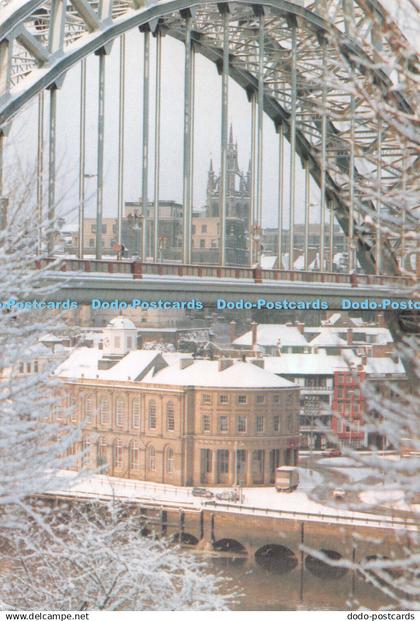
[55,318,300,487]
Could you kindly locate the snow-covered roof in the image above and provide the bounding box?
[39,333,62,343]
[260,254,277,269]
[107,316,136,330]
[54,348,163,381]
[143,359,297,389]
[304,326,393,344]
[309,331,347,347]
[263,354,350,376]
[365,357,405,376]
[263,352,405,377]
[233,324,308,348]
[321,313,367,328]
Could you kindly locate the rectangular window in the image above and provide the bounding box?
[132,399,141,428]
[100,399,110,425]
[130,444,140,469]
[202,394,211,404]
[115,400,125,427]
[219,394,228,405]
[273,394,280,404]
[192,225,196,234]
[219,416,228,432]
[238,395,247,405]
[273,415,280,432]
[148,403,157,430]
[237,416,247,432]
[201,224,207,233]
[85,397,94,424]
[202,415,211,432]
[18,362,24,374]
[114,443,123,468]
[200,239,205,248]
[256,416,264,432]
[34,360,39,373]
[256,395,265,404]
[218,449,229,474]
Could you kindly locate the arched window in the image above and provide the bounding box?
[85,395,94,424]
[113,439,123,469]
[115,398,126,428]
[97,436,107,468]
[130,441,140,470]
[166,447,174,473]
[99,398,110,425]
[132,399,141,429]
[148,446,156,471]
[148,400,157,430]
[166,401,175,432]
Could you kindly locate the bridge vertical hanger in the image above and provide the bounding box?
[329,201,334,271]
[249,90,257,266]
[46,0,67,255]
[181,9,194,265]
[93,40,113,260]
[277,124,284,269]
[218,3,230,267]
[78,59,86,260]
[117,35,126,253]
[47,85,57,256]
[153,26,162,262]
[319,34,327,272]
[348,95,355,272]
[140,26,150,261]
[288,18,297,270]
[0,129,4,231]
[304,160,310,271]
[255,6,265,252]
[95,51,105,259]
[37,93,44,255]
[400,145,406,270]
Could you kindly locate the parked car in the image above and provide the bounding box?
[275,466,299,492]
[215,490,240,502]
[332,488,346,501]
[192,487,214,498]
[327,448,341,457]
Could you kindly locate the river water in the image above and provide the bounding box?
[208,556,390,611]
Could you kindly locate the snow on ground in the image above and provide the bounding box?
[360,489,420,513]
[49,469,415,530]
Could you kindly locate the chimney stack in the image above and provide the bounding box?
[229,320,237,343]
[347,328,353,346]
[251,321,258,350]
[218,358,234,372]
[296,322,304,335]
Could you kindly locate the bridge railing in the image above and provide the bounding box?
[34,257,416,289]
[38,486,419,531]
